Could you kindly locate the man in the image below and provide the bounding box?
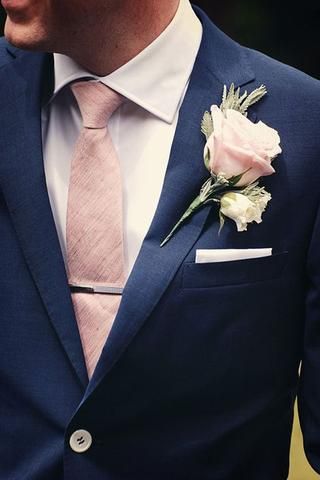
[0,0,319,478]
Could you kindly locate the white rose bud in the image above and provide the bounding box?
[220,190,271,232]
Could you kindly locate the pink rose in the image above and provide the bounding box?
[204,106,281,186]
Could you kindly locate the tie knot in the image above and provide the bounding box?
[71,81,124,128]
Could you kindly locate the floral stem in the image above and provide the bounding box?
[160,195,203,247]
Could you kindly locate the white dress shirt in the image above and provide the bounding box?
[42,0,202,275]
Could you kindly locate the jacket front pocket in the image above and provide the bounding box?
[181,252,288,289]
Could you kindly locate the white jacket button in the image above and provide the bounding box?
[69,429,92,453]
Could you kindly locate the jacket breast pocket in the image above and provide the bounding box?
[181,252,288,289]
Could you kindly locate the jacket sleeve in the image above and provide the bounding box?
[298,197,320,474]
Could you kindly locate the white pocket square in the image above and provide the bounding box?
[195,248,272,264]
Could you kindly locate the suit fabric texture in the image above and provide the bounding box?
[0,6,320,480]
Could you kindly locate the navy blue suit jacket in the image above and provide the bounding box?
[1,6,320,479]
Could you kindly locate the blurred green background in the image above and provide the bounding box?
[0,1,319,479]
[194,0,320,79]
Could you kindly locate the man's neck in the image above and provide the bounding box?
[63,1,180,76]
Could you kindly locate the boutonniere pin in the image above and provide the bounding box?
[160,84,281,247]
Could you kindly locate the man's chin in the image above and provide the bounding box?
[4,18,49,51]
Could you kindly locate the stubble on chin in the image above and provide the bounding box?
[4,13,56,52]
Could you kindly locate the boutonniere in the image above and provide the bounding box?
[160,84,281,247]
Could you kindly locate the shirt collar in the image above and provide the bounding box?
[53,0,202,124]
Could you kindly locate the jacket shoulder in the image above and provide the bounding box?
[0,37,17,67]
[244,46,320,101]
[195,5,319,98]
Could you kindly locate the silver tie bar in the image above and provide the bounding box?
[69,283,123,295]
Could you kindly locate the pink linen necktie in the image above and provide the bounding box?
[66,80,126,378]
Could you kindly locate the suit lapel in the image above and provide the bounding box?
[0,50,88,387]
[86,9,256,396]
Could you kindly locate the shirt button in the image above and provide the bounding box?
[69,429,93,453]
